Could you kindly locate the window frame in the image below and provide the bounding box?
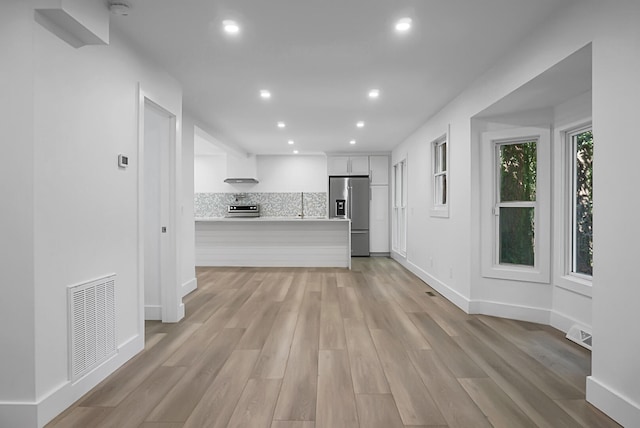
[481,127,551,283]
[430,127,450,218]
[553,119,593,297]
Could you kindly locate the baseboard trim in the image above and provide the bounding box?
[469,300,551,325]
[144,305,162,320]
[181,277,197,297]
[0,333,143,428]
[391,254,470,313]
[549,309,588,334]
[587,376,640,428]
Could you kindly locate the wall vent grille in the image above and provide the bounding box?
[566,324,592,351]
[68,274,117,382]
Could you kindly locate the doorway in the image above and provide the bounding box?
[139,94,183,326]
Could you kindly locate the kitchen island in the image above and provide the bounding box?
[195,217,351,268]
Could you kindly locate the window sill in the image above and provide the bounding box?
[429,207,449,218]
[555,274,592,297]
[482,264,550,284]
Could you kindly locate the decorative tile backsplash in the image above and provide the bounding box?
[195,192,327,218]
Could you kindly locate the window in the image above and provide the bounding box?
[430,133,449,217]
[481,127,550,283]
[392,159,407,255]
[553,120,593,295]
[496,140,537,266]
[569,127,594,278]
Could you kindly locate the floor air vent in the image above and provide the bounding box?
[68,274,117,382]
[566,324,592,350]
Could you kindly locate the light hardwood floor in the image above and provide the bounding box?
[47,258,620,428]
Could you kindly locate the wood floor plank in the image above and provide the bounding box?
[354,394,404,428]
[408,312,486,378]
[382,301,431,350]
[406,349,492,428]
[146,328,246,422]
[94,365,187,428]
[163,307,233,367]
[454,327,583,428]
[273,291,321,421]
[189,288,237,324]
[252,310,300,379]
[458,377,537,428]
[46,406,113,428]
[370,329,447,426]
[79,322,201,407]
[343,318,390,394]
[337,286,364,319]
[464,318,584,400]
[319,300,346,350]
[182,349,260,428]
[226,378,282,428]
[555,399,622,428]
[271,422,315,428]
[316,350,359,428]
[236,301,281,349]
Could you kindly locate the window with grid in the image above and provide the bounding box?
[431,136,449,217]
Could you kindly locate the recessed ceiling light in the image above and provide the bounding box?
[350,140,357,145]
[288,140,295,145]
[293,150,299,154]
[356,121,365,128]
[222,20,240,35]
[277,121,286,128]
[368,89,380,99]
[395,17,412,33]
[260,89,271,99]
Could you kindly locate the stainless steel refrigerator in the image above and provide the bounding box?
[329,176,370,256]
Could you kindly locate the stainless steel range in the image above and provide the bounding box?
[226,204,260,217]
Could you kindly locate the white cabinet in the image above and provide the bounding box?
[370,185,389,253]
[369,155,389,185]
[349,156,370,175]
[327,155,369,176]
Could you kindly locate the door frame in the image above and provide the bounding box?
[137,85,183,331]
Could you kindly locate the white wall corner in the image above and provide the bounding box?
[468,300,551,326]
[586,376,640,428]
[182,277,197,297]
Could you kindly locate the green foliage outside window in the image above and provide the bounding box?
[498,141,537,266]
[574,131,593,276]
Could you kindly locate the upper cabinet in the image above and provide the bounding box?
[327,155,370,176]
[369,155,389,185]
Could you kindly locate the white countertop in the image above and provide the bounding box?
[195,216,350,223]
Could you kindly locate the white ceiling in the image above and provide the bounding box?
[111,0,577,155]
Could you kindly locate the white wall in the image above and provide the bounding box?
[0,0,37,414]
[194,154,328,194]
[391,0,640,424]
[588,1,640,425]
[0,1,185,425]
[180,114,197,297]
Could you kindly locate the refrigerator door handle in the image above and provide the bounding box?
[351,230,368,234]
[348,186,352,219]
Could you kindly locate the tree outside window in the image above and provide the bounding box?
[572,130,593,276]
[497,141,537,267]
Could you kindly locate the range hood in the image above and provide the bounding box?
[224,153,259,184]
[224,177,259,184]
